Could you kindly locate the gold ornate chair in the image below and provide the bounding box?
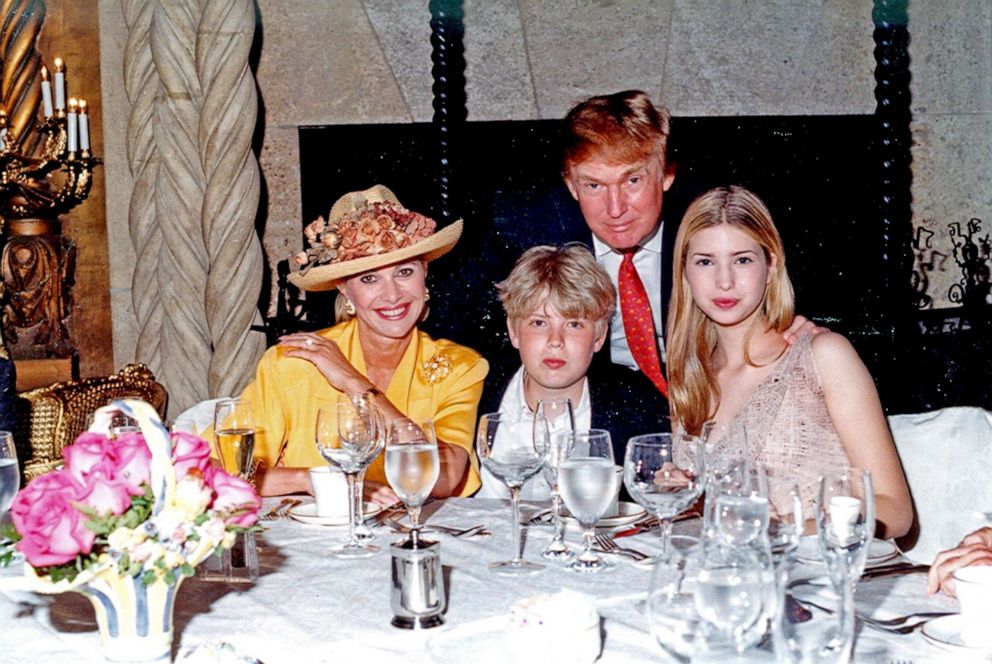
[15,363,168,481]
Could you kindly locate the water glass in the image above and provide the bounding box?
[315,395,385,558]
[534,397,574,561]
[0,431,18,515]
[385,419,440,543]
[476,412,545,575]
[558,429,616,573]
[624,432,705,559]
[814,468,875,663]
[765,475,804,566]
[711,464,769,547]
[694,545,774,654]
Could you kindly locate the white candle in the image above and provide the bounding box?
[54,57,65,112]
[40,66,54,118]
[78,99,89,151]
[829,495,861,541]
[67,98,78,152]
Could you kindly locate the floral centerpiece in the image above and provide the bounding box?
[0,399,261,662]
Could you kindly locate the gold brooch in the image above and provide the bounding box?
[421,353,452,385]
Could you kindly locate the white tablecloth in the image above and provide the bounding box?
[0,498,970,663]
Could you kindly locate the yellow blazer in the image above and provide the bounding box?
[241,318,487,496]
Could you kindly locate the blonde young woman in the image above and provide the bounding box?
[666,185,911,538]
[241,185,488,501]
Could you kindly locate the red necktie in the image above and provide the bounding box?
[618,251,668,397]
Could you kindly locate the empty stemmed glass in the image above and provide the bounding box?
[533,397,574,560]
[765,474,804,567]
[815,468,875,663]
[558,429,617,573]
[476,412,545,575]
[384,419,440,544]
[624,432,705,560]
[316,396,385,558]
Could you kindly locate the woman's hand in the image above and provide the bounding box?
[364,480,400,507]
[279,332,373,395]
[927,527,992,596]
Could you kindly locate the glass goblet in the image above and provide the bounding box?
[624,432,705,559]
[647,547,703,662]
[213,398,256,479]
[315,397,385,558]
[0,431,19,516]
[712,463,769,548]
[558,429,617,573]
[533,397,574,561]
[384,418,440,544]
[765,474,804,567]
[476,412,545,575]
[815,468,875,662]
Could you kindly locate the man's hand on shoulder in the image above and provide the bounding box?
[782,315,828,345]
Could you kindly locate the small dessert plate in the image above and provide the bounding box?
[289,502,381,526]
[562,502,647,531]
[795,536,899,567]
[922,614,992,652]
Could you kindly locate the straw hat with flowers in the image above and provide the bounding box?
[288,185,462,292]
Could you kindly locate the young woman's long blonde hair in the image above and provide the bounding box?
[665,186,795,434]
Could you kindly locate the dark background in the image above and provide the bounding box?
[291,118,991,415]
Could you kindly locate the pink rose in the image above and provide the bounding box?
[112,434,152,495]
[11,470,96,567]
[62,433,117,482]
[76,467,133,516]
[171,432,212,478]
[207,468,260,528]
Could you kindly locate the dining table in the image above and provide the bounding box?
[0,497,969,663]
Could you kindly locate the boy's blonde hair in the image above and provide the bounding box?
[498,244,615,332]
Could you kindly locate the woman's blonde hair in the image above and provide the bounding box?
[666,186,795,434]
[498,244,615,334]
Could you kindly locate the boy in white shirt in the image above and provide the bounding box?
[478,244,637,499]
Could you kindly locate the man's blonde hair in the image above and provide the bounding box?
[498,244,615,331]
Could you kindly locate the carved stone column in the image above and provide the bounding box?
[122,0,265,415]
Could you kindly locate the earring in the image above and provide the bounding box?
[345,299,356,316]
[424,288,431,303]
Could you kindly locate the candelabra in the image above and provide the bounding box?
[0,57,99,358]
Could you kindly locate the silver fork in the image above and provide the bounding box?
[260,498,300,521]
[794,597,936,634]
[593,533,651,562]
[385,517,491,538]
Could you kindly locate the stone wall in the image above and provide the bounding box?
[98,0,991,373]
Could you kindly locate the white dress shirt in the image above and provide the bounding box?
[592,222,666,367]
[476,366,592,501]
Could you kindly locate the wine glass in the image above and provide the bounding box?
[0,431,19,516]
[315,396,385,558]
[624,432,705,559]
[647,547,703,661]
[533,397,574,560]
[213,398,256,478]
[712,463,769,548]
[694,544,774,654]
[384,418,440,543]
[558,429,617,573]
[476,412,545,575]
[765,474,804,567]
[815,468,875,662]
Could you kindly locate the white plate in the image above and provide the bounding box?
[922,614,992,652]
[562,501,647,530]
[289,502,382,526]
[795,536,899,567]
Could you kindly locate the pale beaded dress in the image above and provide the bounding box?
[706,332,851,512]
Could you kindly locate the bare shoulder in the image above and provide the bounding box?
[809,330,858,361]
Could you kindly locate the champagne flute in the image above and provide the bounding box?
[384,419,440,543]
[624,432,705,560]
[815,468,875,663]
[533,397,574,560]
[476,412,545,575]
[0,431,19,516]
[316,396,385,558]
[213,398,256,478]
[558,429,617,573]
